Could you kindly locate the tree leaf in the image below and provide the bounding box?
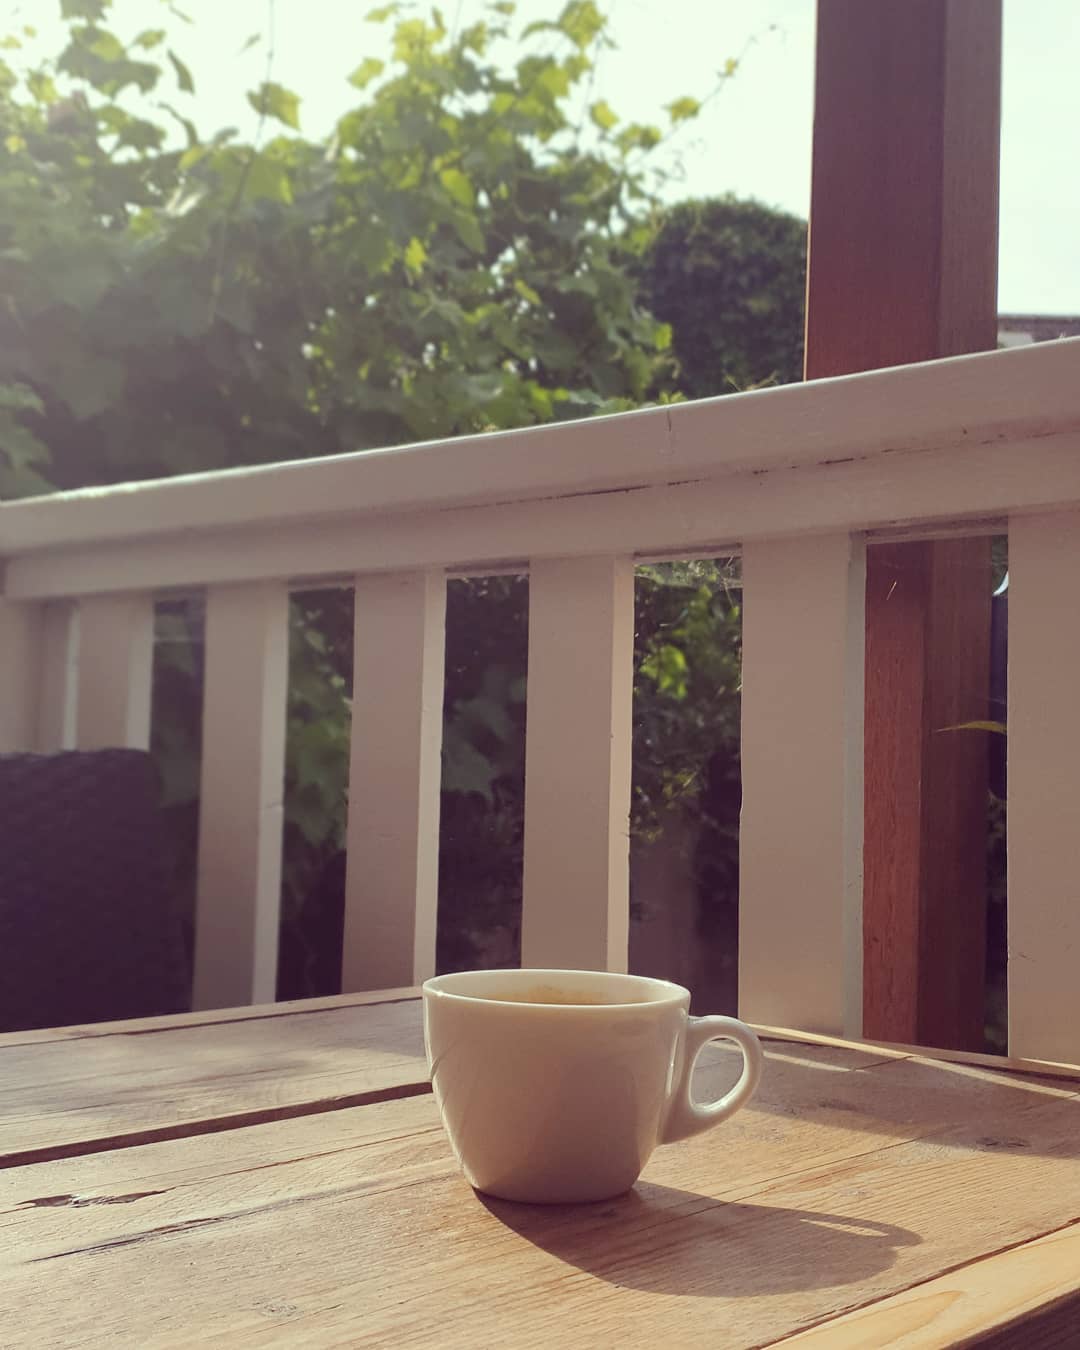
[0,413,51,474]
[0,383,44,414]
[937,721,1008,736]
[244,154,294,204]
[27,70,57,103]
[0,462,54,499]
[134,28,166,49]
[441,729,497,803]
[159,101,199,147]
[557,0,604,49]
[403,236,427,275]
[353,227,396,275]
[168,49,194,93]
[438,203,479,252]
[348,57,384,89]
[665,96,700,123]
[366,4,399,20]
[514,278,541,305]
[247,80,300,130]
[60,0,108,18]
[53,355,126,421]
[113,113,165,151]
[439,166,475,208]
[589,99,617,132]
[178,142,207,169]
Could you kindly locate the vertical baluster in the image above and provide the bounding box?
[521,556,635,971]
[1007,511,1080,1063]
[75,594,155,750]
[193,582,289,1010]
[342,571,447,991]
[740,533,866,1036]
[37,601,79,751]
[0,598,43,752]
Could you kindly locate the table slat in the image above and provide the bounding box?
[2,1040,1077,1348]
[0,987,421,1048]
[0,996,426,1168]
[778,1221,1080,1348]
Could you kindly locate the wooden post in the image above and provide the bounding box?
[342,571,447,992]
[521,556,634,971]
[805,0,1000,1049]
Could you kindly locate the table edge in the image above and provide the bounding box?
[0,987,422,1049]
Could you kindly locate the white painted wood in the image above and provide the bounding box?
[521,556,635,971]
[1007,511,1080,1064]
[739,533,866,1037]
[342,572,446,991]
[35,601,78,751]
[74,593,155,750]
[193,582,289,1011]
[2,338,1076,557]
[0,599,41,751]
[9,431,1080,602]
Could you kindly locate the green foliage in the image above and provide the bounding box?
[1,0,681,502]
[0,0,682,965]
[247,80,299,128]
[0,0,753,986]
[633,562,741,841]
[643,195,807,397]
[437,577,529,971]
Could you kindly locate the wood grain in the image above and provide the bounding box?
[753,1024,1080,1084]
[804,0,1001,376]
[1,1041,1076,1348]
[777,1221,1080,1348]
[0,996,426,1168]
[805,0,1001,1051]
[0,987,421,1047]
[862,538,992,1050]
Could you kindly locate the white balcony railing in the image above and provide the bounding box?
[2,338,1079,1061]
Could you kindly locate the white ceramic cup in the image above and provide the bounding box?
[423,968,763,1204]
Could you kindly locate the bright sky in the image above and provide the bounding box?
[10,0,1080,313]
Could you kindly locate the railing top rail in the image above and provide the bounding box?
[2,340,1077,560]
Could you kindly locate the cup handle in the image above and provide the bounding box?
[661,1015,764,1144]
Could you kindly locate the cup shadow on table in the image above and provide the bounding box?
[480,1185,920,1298]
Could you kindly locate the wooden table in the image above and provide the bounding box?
[2,991,1079,1347]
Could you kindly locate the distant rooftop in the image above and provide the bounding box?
[998,314,1080,347]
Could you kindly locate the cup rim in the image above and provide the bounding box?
[422,967,690,1010]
